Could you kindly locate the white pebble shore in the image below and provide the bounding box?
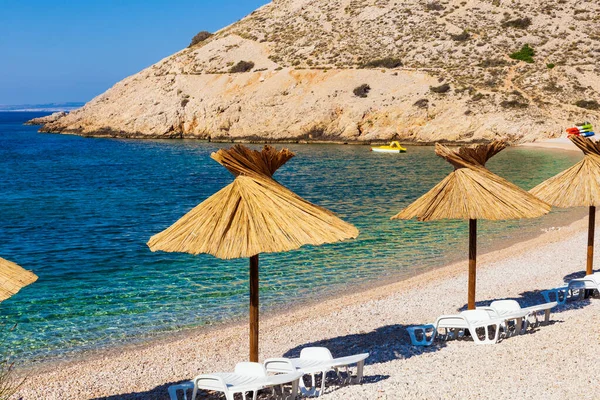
[17,217,600,399]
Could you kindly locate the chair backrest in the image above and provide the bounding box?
[194,375,227,392]
[589,274,600,285]
[300,347,333,361]
[435,315,466,327]
[490,299,521,312]
[264,358,295,373]
[460,309,491,323]
[234,362,267,377]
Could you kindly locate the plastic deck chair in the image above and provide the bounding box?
[264,347,369,397]
[437,310,504,344]
[408,310,505,346]
[185,362,302,400]
[569,273,600,293]
[479,299,557,335]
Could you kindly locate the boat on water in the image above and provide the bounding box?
[371,141,407,153]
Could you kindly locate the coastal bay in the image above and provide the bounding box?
[3,0,600,398]
[16,214,599,399]
[0,112,586,365]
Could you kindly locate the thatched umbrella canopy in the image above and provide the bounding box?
[530,136,600,275]
[393,141,550,309]
[0,257,37,302]
[148,145,358,361]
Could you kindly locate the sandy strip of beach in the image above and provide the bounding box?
[519,137,579,152]
[17,215,600,399]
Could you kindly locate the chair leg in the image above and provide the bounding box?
[407,324,436,346]
[471,324,498,344]
[544,309,551,324]
[492,323,500,343]
[515,317,523,335]
[353,360,365,384]
[169,386,185,400]
[290,378,299,400]
[298,373,318,397]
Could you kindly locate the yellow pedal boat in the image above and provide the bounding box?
[371,141,407,153]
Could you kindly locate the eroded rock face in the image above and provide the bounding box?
[26,111,68,126]
[40,0,600,143]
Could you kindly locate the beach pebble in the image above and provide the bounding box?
[15,219,600,399]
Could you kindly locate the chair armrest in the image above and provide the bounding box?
[522,302,557,313]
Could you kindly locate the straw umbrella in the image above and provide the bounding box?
[0,257,37,302]
[530,136,600,276]
[392,141,551,309]
[148,145,358,361]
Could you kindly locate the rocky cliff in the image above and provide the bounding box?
[37,0,600,143]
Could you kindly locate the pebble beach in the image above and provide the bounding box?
[16,215,600,399]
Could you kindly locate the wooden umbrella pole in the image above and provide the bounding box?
[587,206,596,275]
[249,254,259,362]
[468,219,477,310]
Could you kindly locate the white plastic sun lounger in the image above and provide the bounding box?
[408,309,505,346]
[569,273,600,292]
[264,347,369,397]
[543,273,600,305]
[435,310,504,344]
[167,362,302,400]
[478,299,557,335]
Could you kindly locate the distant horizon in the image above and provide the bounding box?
[0,0,269,105]
[0,101,85,112]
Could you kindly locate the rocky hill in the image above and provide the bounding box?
[37,0,600,144]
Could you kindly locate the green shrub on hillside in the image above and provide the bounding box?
[425,2,444,11]
[430,83,451,93]
[509,44,535,63]
[450,31,470,41]
[230,61,255,73]
[189,31,213,47]
[502,17,532,29]
[361,57,403,69]
[500,99,529,109]
[575,100,600,110]
[479,58,509,68]
[413,98,429,108]
[353,84,371,98]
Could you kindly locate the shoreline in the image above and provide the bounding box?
[35,128,517,147]
[17,206,587,373]
[24,111,585,149]
[518,137,579,152]
[16,213,596,399]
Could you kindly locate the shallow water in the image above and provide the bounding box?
[0,112,584,362]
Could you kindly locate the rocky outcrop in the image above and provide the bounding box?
[38,0,600,144]
[26,111,68,125]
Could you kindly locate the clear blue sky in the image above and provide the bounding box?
[0,0,269,105]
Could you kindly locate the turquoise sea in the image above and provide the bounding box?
[0,112,584,363]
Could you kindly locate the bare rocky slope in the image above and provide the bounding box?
[38,0,600,143]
